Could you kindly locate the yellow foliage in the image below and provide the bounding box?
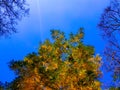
[9,29,101,90]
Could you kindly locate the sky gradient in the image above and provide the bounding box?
[0,0,111,87]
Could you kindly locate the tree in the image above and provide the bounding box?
[98,0,120,37]
[98,0,120,88]
[8,29,101,90]
[0,0,29,36]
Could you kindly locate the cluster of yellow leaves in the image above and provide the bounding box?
[10,29,101,90]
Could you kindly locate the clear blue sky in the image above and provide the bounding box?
[0,0,111,87]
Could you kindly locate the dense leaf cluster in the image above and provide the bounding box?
[7,29,101,90]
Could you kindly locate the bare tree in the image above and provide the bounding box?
[98,0,120,87]
[99,0,120,37]
[0,0,29,36]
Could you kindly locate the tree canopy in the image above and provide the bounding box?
[98,0,120,37]
[98,0,120,88]
[0,0,29,36]
[6,29,102,90]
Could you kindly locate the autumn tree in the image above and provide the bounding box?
[0,0,29,36]
[8,29,101,90]
[98,0,120,88]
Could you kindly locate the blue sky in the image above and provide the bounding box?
[0,0,111,86]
